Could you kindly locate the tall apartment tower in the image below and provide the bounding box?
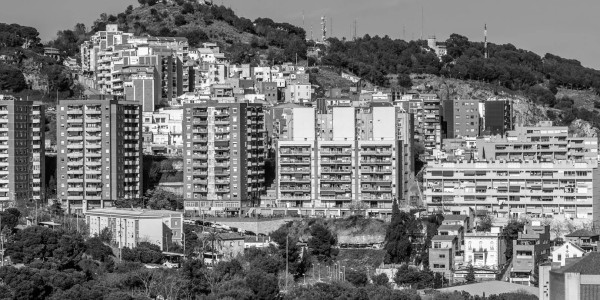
[276,105,413,216]
[57,99,142,214]
[484,100,513,136]
[442,99,481,139]
[182,102,267,215]
[0,96,45,208]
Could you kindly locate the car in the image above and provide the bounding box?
[244,230,256,236]
[183,220,194,225]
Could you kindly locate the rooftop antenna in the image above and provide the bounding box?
[484,24,489,59]
[302,11,305,34]
[310,25,313,41]
[330,16,333,37]
[321,16,327,42]
[353,20,357,41]
[420,6,424,40]
[403,24,406,40]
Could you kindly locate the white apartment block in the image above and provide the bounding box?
[276,106,413,217]
[86,208,183,250]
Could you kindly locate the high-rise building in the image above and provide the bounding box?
[276,105,413,216]
[182,102,267,215]
[57,99,142,214]
[0,96,45,208]
[422,95,442,154]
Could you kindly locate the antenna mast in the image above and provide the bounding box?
[484,24,489,59]
[321,16,327,42]
[421,6,424,40]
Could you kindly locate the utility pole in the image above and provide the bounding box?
[285,233,289,291]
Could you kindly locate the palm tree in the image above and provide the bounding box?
[203,229,223,264]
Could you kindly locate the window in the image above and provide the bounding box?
[439,254,446,258]
[558,254,562,261]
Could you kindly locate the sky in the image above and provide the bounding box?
[2,0,599,68]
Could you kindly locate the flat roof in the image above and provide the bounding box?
[443,215,468,221]
[432,235,457,241]
[436,280,538,297]
[86,208,182,218]
[438,224,463,231]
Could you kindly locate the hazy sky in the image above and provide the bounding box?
[2,0,599,68]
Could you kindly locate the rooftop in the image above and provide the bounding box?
[438,225,463,231]
[85,208,182,218]
[436,280,538,297]
[432,235,457,241]
[553,252,600,275]
[442,215,468,221]
[565,229,599,238]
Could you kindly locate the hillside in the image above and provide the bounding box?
[282,216,388,244]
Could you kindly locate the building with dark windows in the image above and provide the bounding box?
[182,102,267,216]
[57,99,142,214]
[484,100,512,136]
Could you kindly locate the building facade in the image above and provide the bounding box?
[510,222,551,285]
[86,208,183,250]
[483,100,512,136]
[443,99,481,139]
[275,105,413,216]
[182,102,266,215]
[57,99,142,213]
[0,96,45,207]
[463,228,507,270]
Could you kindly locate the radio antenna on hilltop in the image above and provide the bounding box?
[330,16,333,37]
[484,24,489,59]
[420,6,424,40]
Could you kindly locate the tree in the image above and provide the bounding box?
[245,269,279,300]
[84,237,113,262]
[464,264,476,283]
[0,207,20,230]
[202,229,223,262]
[308,223,337,262]
[181,2,194,14]
[502,218,526,260]
[145,188,183,210]
[372,273,389,287]
[174,15,187,26]
[384,200,421,264]
[476,214,494,232]
[345,269,368,287]
[0,64,27,92]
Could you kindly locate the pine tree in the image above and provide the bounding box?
[465,264,476,283]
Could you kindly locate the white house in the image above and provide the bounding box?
[551,241,586,266]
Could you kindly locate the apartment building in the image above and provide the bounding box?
[285,83,311,103]
[182,102,266,215]
[276,105,413,216]
[57,99,142,214]
[477,122,597,162]
[423,97,442,154]
[116,65,161,112]
[86,208,183,250]
[483,100,513,136]
[142,108,184,156]
[510,222,551,285]
[0,96,45,207]
[442,99,481,138]
[424,122,600,222]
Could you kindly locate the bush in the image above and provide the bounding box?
[345,269,368,287]
[174,15,187,26]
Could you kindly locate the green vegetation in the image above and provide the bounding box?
[384,201,421,264]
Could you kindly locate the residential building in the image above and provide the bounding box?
[441,214,471,232]
[424,122,600,221]
[565,229,599,252]
[509,222,551,285]
[57,99,143,213]
[483,100,512,136]
[142,108,184,156]
[86,208,183,250]
[442,99,480,139]
[422,96,442,154]
[424,160,600,219]
[429,235,459,280]
[275,105,413,217]
[285,83,311,103]
[477,122,597,162]
[256,81,279,105]
[463,227,507,270]
[540,252,600,300]
[119,65,161,112]
[182,102,267,215]
[552,241,586,267]
[0,96,45,207]
[427,37,448,57]
[438,224,464,250]
[215,233,245,260]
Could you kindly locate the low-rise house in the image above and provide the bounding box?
[463,227,507,271]
[551,241,586,267]
[442,215,471,232]
[565,229,599,252]
[429,235,458,280]
[218,233,245,260]
[86,208,183,250]
[437,224,464,250]
[510,222,551,286]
